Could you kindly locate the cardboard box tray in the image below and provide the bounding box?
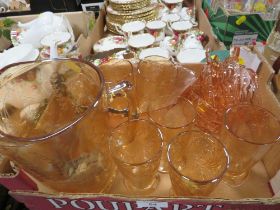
[0,57,279,210]
[0,5,280,210]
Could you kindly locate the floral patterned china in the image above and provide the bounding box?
[119,21,146,37]
[93,36,128,53]
[162,0,183,14]
[39,42,74,59]
[183,34,204,49]
[92,50,129,66]
[160,36,181,56]
[146,20,166,42]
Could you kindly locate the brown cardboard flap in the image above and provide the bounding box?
[76,9,106,58]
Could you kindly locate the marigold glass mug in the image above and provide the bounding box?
[0,59,133,193]
[99,59,137,126]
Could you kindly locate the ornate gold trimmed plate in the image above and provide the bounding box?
[110,0,145,4]
[106,3,157,16]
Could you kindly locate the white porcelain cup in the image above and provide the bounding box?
[179,7,191,21]
[146,20,166,42]
[165,21,194,54]
[161,13,181,36]
[116,21,146,38]
[160,36,180,57]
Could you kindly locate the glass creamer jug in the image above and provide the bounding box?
[135,56,196,113]
[0,59,131,193]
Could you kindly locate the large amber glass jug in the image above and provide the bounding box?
[0,59,120,193]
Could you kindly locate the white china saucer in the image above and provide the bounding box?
[128,33,155,48]
[171,21,193,31]
[161,13,180,23]
[139,47,170,60]
[176,48,206,64]
[122,21,146,33]
[0,44,35,69]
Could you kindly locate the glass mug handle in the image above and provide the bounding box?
[105,80,137,118]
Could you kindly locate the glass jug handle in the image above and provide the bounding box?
[106,80,138,119]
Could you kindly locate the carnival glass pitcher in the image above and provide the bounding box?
[0,59,131,193]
